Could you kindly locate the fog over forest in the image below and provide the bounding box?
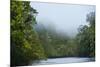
[11,1,95,66]
[30,2,95,37]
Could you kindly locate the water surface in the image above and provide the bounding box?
[32,57,95,65]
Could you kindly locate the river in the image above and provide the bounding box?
[31,57,95,65]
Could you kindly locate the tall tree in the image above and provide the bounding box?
[76,12,95,57]
[11,1,46,66]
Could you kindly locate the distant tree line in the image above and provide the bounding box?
[35,12,95,58]
[35,23,79,58]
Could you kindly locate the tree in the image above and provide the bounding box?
[11,1,46,66]
[76,12,95,57]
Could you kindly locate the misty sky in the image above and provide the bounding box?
[30,2,95,37]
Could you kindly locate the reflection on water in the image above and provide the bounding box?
[32,57,95,65]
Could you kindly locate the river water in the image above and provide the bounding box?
[31,57,95,65]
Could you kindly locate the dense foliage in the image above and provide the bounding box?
[76,12,95,57]
[11,1,46,66]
